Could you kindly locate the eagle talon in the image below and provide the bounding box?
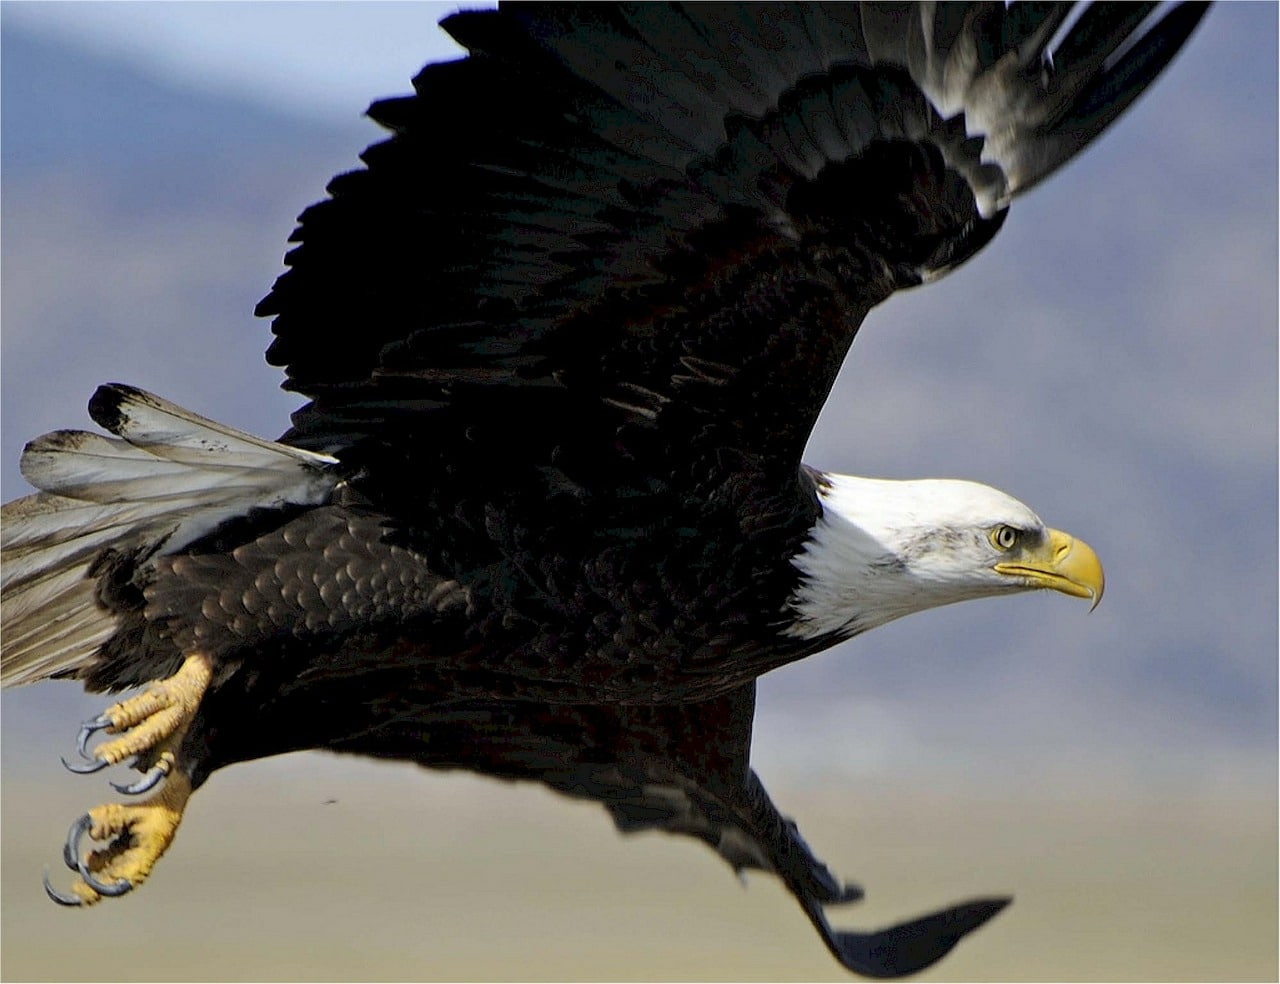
[111,755,172,796]
[43,868,84,907]
[63,813,91,870]
[78,861,132,898]
[46,778,194,906]
[60,754,109,775]
[62,662,210,790]
[39,656,210,906]
[60,812,131,896]
[75,714,114,761]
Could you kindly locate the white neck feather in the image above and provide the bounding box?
[783,473,1043,641]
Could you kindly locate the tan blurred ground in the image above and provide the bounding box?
[2,754,1275,982]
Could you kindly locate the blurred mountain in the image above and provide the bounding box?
[1,24,374,474]
[2,27,353,207]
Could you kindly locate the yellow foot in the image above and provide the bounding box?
[45,772,193,906]
[62,652,211,788]
[47,653,212,906]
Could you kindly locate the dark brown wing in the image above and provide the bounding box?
[327,683,1009,978]
[257,3,1208,531]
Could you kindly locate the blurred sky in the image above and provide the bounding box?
[2,1,470,120]
[0,4,1275,979]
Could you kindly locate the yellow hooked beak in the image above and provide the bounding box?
[994,528,1105,611]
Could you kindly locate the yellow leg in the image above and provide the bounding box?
[47,653,211,906]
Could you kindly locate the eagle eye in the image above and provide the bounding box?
[991,525,1020,551]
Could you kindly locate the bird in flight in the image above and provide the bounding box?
[1,3,1206,977]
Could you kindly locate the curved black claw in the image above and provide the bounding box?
[63,814,91,870]
[80,865,132,897]
[62,812,132,898]
[807,896,1013,979]
[43,868,84,907]
[75,714,114,761]
[60,754,109,775]
[111,762,167,796]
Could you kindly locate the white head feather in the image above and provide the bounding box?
[783,473,1049,640]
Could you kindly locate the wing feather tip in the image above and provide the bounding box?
[87,382,140,434]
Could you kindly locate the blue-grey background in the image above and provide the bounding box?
[2,4,1275,981]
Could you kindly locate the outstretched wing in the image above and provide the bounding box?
[334,683,1008,979]
[258,3,1207,525]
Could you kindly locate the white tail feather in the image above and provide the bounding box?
[1,385,338,687]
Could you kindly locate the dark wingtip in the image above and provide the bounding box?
[826,896,1013,979]
[87,383,139,433]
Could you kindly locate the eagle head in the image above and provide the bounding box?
[784,473,1104,640]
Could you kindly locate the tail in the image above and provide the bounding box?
[1,384,338,688]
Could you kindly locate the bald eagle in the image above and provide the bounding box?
[1,3,1206,978]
